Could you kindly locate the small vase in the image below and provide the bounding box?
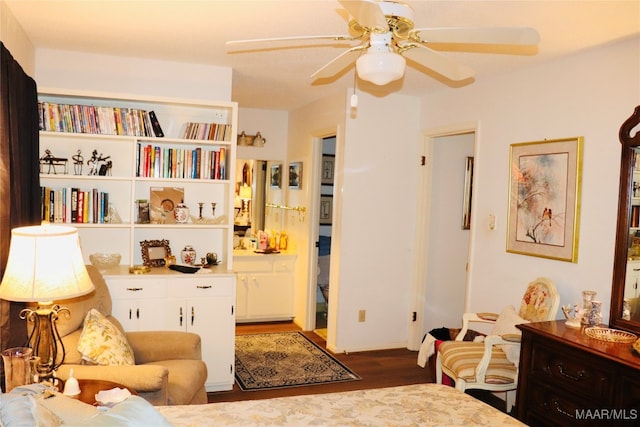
[181,245,196,265]
[174,203,190,224]
[581,290,597,326]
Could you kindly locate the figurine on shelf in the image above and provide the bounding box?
[39,149,68,174]
[72,149,84,175]
[87,149,112,176]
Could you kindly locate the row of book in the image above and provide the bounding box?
[136,144,227,180]
[182,121,233,141]
[38,101,164,137]
[41,187,111,224]
[632,205,640,228]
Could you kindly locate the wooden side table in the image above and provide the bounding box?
[64,379,137,405]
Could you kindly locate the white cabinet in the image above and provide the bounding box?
[234,252,296,322]
[38,89,237,271]
[105,271,236,392]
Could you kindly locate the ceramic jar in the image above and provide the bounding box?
[181,245,196,265]
[174,203,190,223]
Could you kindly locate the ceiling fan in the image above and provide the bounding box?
[227,0,540,86]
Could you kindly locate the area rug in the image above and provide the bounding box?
[235,331,360,391]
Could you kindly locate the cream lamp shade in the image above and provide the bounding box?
[0,225,94,302]
[239,185,252,200]
[356,51,406,86]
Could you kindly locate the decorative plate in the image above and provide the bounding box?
[584,327,637,343]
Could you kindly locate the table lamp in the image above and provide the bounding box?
[0,225,94,379]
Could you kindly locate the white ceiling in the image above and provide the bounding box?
[5,0,640,111]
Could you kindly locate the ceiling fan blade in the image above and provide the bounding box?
[226,34,358,48]
[411,27,540,46]
[338,0,387,31]
[311,45,368,80]
[400,43,475,81]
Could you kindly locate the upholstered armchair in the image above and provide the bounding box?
[27,266,208,406]
[436,277,559,412]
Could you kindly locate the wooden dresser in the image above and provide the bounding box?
[516,321,640,426]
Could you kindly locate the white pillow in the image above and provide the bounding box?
[490,305,530,368]
[77,309,134,366]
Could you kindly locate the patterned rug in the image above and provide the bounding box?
[235,331,360,391]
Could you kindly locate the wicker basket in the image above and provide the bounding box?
[584,327,637,343]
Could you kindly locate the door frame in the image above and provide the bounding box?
[408,122,479,350]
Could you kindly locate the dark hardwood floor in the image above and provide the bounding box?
[207,321,509,414]
[207,321,431,403]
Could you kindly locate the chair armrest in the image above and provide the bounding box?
[456,312,499,341]
[56,364,168,393]
[475,334,520,382]
[126,331,202,363]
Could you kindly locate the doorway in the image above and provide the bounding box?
[409,128,476,350]
[315,136,336,336]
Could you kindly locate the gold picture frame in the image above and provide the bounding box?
[507,137,583,262]
[140,239,172,267]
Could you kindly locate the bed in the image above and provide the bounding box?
[155,384,524,426]
[3,383,525,426]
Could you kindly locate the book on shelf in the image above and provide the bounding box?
[136,143,227,180]
[40,186,111,224]
[38,101,164,137]
[181,121,232,141]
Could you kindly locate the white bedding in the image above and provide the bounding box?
[156,383,526,426]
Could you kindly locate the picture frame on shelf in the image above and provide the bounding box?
[320,195,333,225]
[140,239,172,267]
[270,164,282,189]
[507,137,583,263]
[321,155,335,185]
[289,162,302,189]
[462,156,474,230]
[149,187,184,224]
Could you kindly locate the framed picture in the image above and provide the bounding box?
[140,239,172,267]
[462,156,474,230]
[289,162,302,189]
[320,195,333,225]
[149,186,184,224]
[507,137,583,262]
[270,164,282,188]
[321,155,335,185]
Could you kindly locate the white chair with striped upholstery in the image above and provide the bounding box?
[435,277,559,412]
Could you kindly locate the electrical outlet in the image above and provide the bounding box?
[358,309,366,322]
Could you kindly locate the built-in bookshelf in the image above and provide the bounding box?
[38,89,238,270]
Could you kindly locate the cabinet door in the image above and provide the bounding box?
[112,298,174,331]
[188,295,235,389]
[247,274,294,319]
[235,274,249,320]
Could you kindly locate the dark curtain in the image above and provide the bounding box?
[0,42,41,357]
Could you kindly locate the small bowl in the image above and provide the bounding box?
[89,253,121,271]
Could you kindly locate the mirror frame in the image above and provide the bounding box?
[610,106,640,334]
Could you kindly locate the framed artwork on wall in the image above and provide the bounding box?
[506,137,583,263]
[321,155,335,185]
[289,162,302,189]
[320,195,333,225]
[270,164,282,188]
[462,156,473,230]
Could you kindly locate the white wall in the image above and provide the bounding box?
[421,37,640,324]
[237,108,288,162]
[424,133,474,333]
[35,49,232,102]
[0,0,34,75]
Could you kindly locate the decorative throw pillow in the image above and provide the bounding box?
[77,308,135,366]
[490,305,530,368]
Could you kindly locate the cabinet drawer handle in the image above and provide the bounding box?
[197,285,212,289]
[556,363,586,382]
[552,399,575,419]
[126,287,143,292]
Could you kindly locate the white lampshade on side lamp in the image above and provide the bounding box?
[0,225,94,379]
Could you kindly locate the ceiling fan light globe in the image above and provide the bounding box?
[356,52,406,86]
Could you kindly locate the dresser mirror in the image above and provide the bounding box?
[235,159,284,234]
[610,106,640,333]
